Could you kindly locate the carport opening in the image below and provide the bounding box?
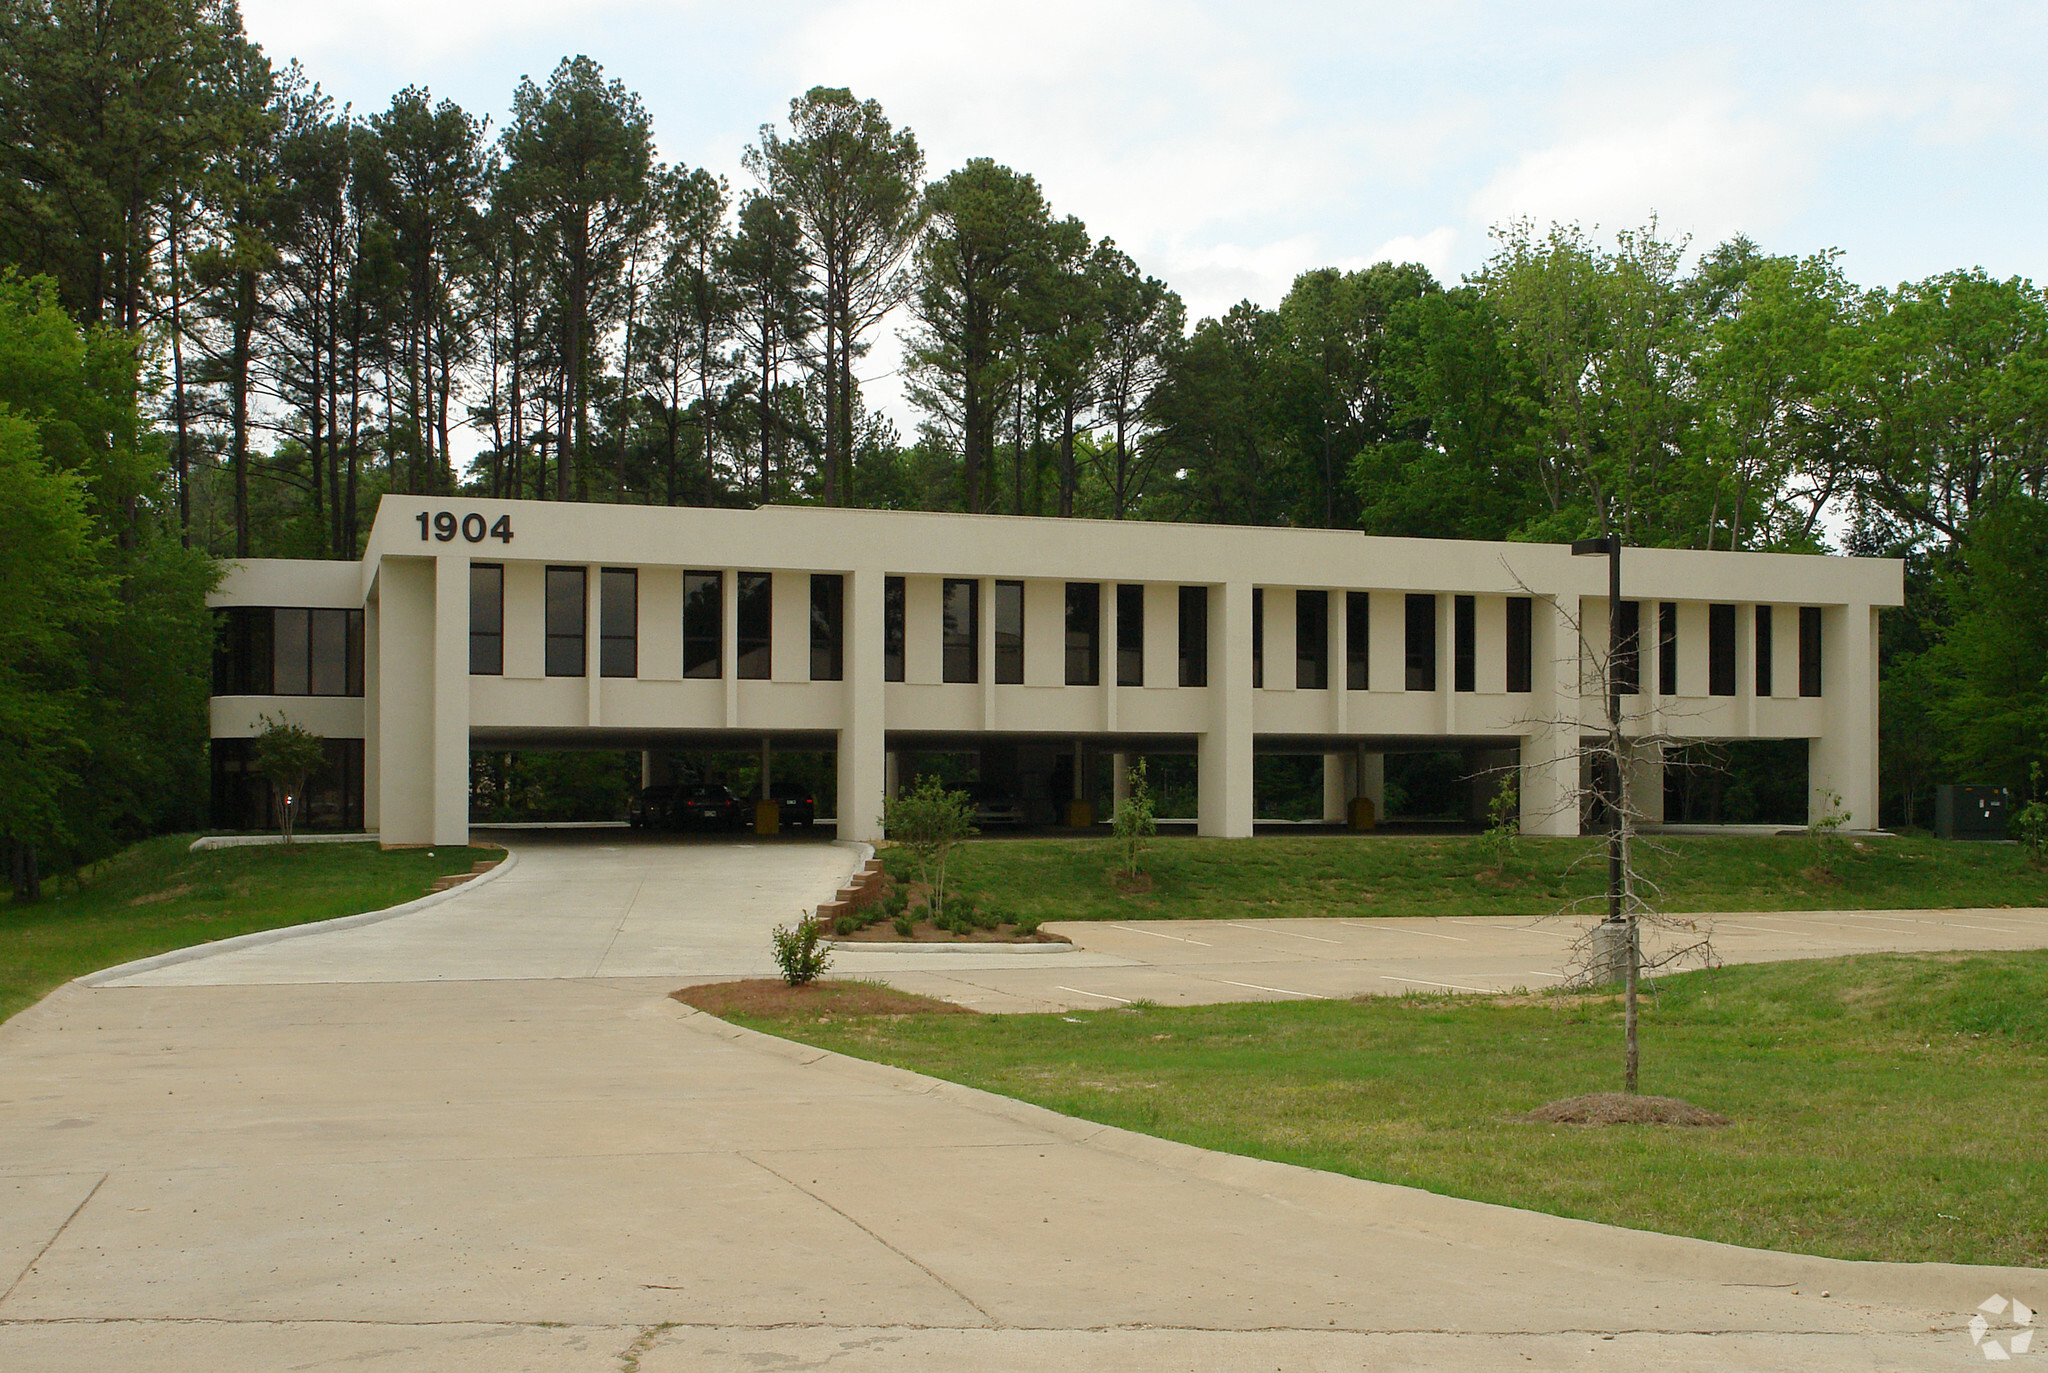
[468,748,839,826]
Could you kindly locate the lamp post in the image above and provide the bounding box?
[1570,535,1624,930]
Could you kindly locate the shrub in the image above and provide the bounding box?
[832,913,857,936]
[1112,759,1158,877]
[1809,787,1851,873]
[892,913,915,938]
[2013,764,2048,866]
[254,715,327,843]
[770,915,832,986]
[1481,776,1520,871]
[1011,913,1043,937]
[883,775,977,920]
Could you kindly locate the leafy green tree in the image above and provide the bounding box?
[500,56,656,501]
[1111,759,1156,878]
[883,774,975,920]
[746,87,923,507]
[253,715,326,841]
[1148,302,1287,524]
[720,190,810,503]
[1922,496,2048,792]
[1085,244,1181,518]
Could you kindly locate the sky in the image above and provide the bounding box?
[239,0,2048,420]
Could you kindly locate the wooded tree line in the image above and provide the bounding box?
[2,0,2043,878]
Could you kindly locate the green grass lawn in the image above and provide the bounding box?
[894,832,2048,922]
[733,952,2048,1267]
[1,837,501,1023]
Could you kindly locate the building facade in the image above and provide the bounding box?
[207,497,1903,846]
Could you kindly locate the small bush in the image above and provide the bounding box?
[770,915,832,986]
[832,913,857,936]
[881,886,909,917]
[892,913,915,938]
[1011,913,1043,937]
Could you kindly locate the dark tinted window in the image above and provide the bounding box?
[995,580,1023,684]
[1405,594,1436,691]
[1799,606,1823,697]
[470,564,503,676]
[600,568,637,678]
[1252,587,1264,689]
[1506,596,1532,693]
[1346,591,1369,691]
[1453,594,1475,693]
[274,607,309,695]
[545,567,585,677]
[737,572,772,680]
[1296,589,1328,690]
[1754,604,1773,697]
[1709,603,1736,696]
[943,578,977,683]
[1065,582,1100,686]
[1614,599,1640,696]
[1178,586,1207,688]
[684,572,721,678]
[810,574,843,681]
[309,608,350,696]
[1117,584,1143,687]
[884,575,905,682]
[1658,601,1677,695]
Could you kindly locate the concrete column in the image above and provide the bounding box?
[1356,747,1385,817]
[1322,754,1348,822]
[432,555,471,846]
[1811,605,1878,828]
[641,751,654,788]
[1520,726,1580,837]
[375,559,435,845]
[1199,581,1255,837]
[837,566,887,842]
[1112,751,1132,812]
[884,750,899,801]
[363,596,381,831]
[1520,594,1579,837]
[1623,740,1665,826]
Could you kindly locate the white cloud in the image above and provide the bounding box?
[1363,226,1458,277]
[241,0,649,66]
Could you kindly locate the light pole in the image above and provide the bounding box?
[1570,535,1624,931]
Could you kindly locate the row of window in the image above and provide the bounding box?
[215,584,1822,702]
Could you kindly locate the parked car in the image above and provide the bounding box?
[626,785,678,829]
[970,786,1026,828]
[769,780,816,828]
[673,783,745,831]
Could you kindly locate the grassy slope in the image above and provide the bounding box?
[896,832,2048,922]
[742,951,2048,1266]
[1,837,501,1023]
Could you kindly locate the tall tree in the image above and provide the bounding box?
[746,87,922,506]
[1085,244,1181,519]
[721,191,811,503]
[499,56,655,501]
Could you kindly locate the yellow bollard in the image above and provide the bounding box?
[1066,799,1095,829]
[1347,796,1377,832]
[754,799,779,835]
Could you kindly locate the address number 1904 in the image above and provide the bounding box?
[417,510,514,544]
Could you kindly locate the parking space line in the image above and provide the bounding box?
[1381,975,1494,993]
[1339,921,1467,941]
[1111,924,1214,947]
[1056,986,1132,1004]
[1211,978,1324,999]
[1225,922,1339,943]
[1443,919,1576,940]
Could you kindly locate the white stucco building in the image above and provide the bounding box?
[206,496,1902,846]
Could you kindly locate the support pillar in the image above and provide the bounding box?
[1112,751,1132,812]
[1356,747,1385,818]
[1810,605,1879,829]
[432,555,472,846]
[836,568,887,842]
[1322,753,1348,823]
[1198,580,1255,837]
[1622,740,1665,826]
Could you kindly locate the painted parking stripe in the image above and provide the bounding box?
[1211,978,1324,999]
[1443,918,1577,940]
[1339,920,1467,941]
[1225,922,1339,943]
[1112,923,1214,947]
[1380,975,1494,993]
[1056,985,1132,1003]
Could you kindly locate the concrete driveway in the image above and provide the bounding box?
[3,830,2043,1371]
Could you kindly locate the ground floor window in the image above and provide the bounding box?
[210,737,365,832]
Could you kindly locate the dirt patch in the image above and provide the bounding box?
[671,978,975,1020]
[830,920,1070,945]
[1108,871,1155,896]
[1523,1092,1730,1127]
[127,884,195,907]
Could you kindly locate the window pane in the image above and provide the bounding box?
[1252,588,1264,689]
[1800,606,1823,697]
[1709,603,1736,696]
[346,610,364,697]
[1346,591,1370,691]
[309,609,349,695]
[1065,582,1099,686]
[1506,596,1532,693]
[943,578,978,683]
[1178,586,1207,688]
[1296,589,1327,690]
[995,580,1024,684]
[601,568,637,678]
[273,607,309,695]
[1117,584,1143,687]
[1754,604,1773,697]
[546,567,586,678]
[810,574,843,681]
[1614,599,1640,696]
[1658,601,1677,695]
[1453,595,1475,693]
[884,575,905,682]
[1405,594,1436,691]
[737,572,772,680]
[684,572,721,678]
[470,564,503,676]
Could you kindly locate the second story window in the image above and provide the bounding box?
[1754,604,1774,697]
[884,576,905,682]
[1454,594,1476,693]
[1800,606,1823,697]
[737,572,772,680]
[1252,588,1264,688]
[1613,599,1640,696]
[1506,596,1532,693]
[1346,591,1369,690]
[213,607,363,697]
[1405,593,1436,691]
[1709,603,1736,696]
[1658,601,1678,695]
[995,580,1024,684]
[1065,582,1100,686]
[811,574,843,681]
[1117,584,1144,686]
[1296,589,1328,690]
[1178,586,1207,688]
[943,578,978,683]
[545,567,585,677]
[683,572,721,678]
[470,564,503,675]
[600,568,637,678]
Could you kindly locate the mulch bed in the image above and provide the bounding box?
[829,921,1070,944]
[1523,1092,1731,1127]
[672,978,974,1020]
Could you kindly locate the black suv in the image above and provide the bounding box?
[769,781,816,828]
[627,785,678,829]
[673,783,745,831]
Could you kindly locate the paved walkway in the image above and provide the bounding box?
[3,831,2044,1370]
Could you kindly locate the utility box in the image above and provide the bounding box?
[1347,796,1377,832]
[1936,785,2009,840]
[1065,799,1095,829]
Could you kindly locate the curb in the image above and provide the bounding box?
[76,844,520,986]
[666,1003,2048,1317]
[825,939,1076,955]
[188,832,383,852]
